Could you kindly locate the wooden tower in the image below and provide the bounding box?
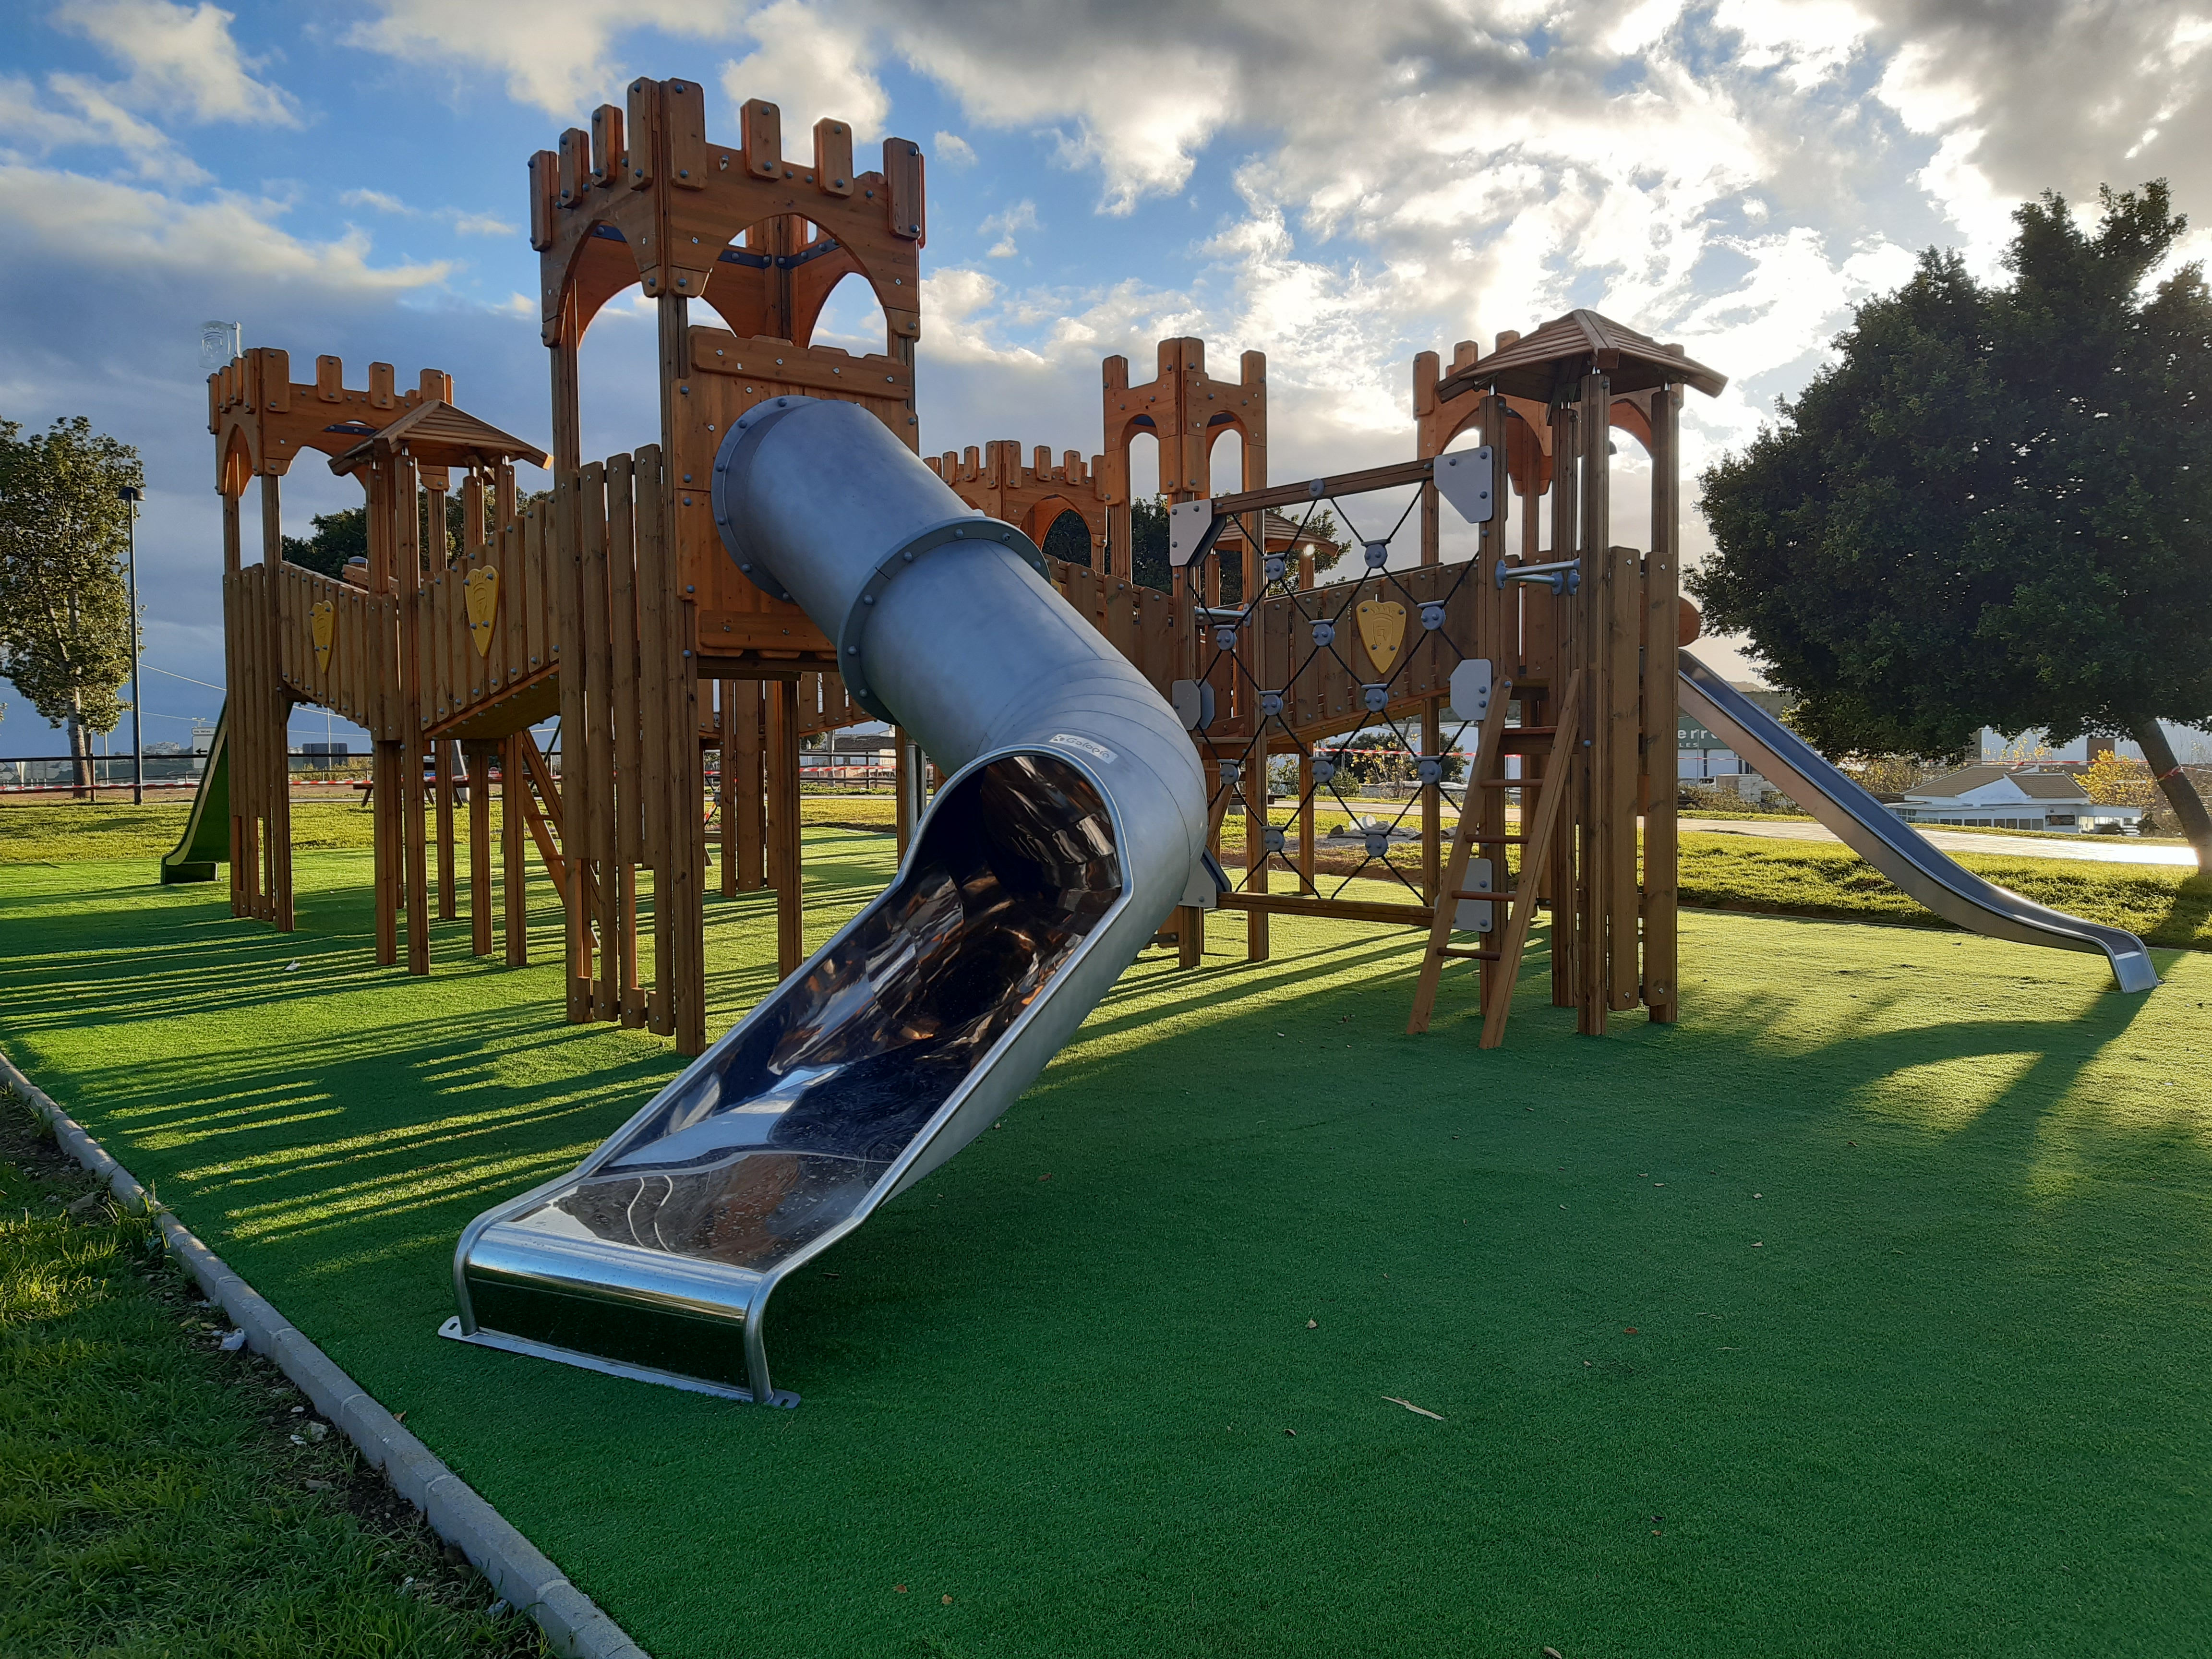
[1408,311,1724,1039]
[529,78,929,1054]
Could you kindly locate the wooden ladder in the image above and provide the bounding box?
[1407,669,1584,1048]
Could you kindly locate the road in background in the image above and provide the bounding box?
[1682,817,2196,869]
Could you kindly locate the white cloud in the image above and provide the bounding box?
[1712,0,1872,90]
[0,162,451,289]
[861,0,1978,495]
[933,129,975,167]
[348,0,750,116]
[17,70,209,181]
[339,186,409,214]
[339,187,520,239]
[53,0,301,126]
[979,198,1036,259]
[721,1,889,142]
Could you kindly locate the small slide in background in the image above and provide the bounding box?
[158,704,228,884]
[1678,650,2159,993]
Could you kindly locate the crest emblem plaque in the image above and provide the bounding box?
[465,566,500,657]
[1356,599,1407,675]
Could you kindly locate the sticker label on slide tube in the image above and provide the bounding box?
[1048,733,1118,765]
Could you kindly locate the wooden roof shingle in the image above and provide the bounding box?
[1434,309,1727,404]
[329,399,550,477]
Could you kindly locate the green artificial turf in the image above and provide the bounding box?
[3,835,2211,1657]
[0,1097,536,1658]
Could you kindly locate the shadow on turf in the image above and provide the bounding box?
[12,842,2199,1312]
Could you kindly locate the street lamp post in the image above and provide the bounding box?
[119,485,143,805]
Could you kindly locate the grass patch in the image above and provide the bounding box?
[2,801,385,864]
[1681,830,2212,950]
[0,794,908,867]
[0,1094,538,1658]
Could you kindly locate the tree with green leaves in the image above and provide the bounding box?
[281,486,548,580]
[0,417,142,794]
[1694,181,2212,867]
[281,505,368,578]
[1121,498,1351,596]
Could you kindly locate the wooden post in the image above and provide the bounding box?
[1420,699,1442,903]
[578,461,616,1022]
[1547,397,1580,1011]
[767,677,803,976]
[1579,370,1615,1035]
[649,292,707,1057]
[398,456,431,977]
[893,724,917,860]
[734,680,765,891]
[466,740,493,956]
[373,741,399,965]
[260,472,294,931]
[608,453,647,1028]
[718,681,739,896]
[1298,751,1316,892]
[550,296,593,1023]
[502,731,529,965]
[1644,385,1681,1023]
[1243,507,1268,963]
[1476,392,1512,1015]
[434,739,458,920]
[220,492,245,920]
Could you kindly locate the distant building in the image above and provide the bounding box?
[1892,766,2141,833]
[1678,685,1793,787]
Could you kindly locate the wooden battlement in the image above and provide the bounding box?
[208,348,455,491]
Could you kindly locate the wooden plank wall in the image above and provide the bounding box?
[557,445,708,1056]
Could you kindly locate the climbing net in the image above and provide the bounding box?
[1178,476,1504,905]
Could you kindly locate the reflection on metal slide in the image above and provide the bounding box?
[1678,649,2158,995]
[443,398,1212,1406]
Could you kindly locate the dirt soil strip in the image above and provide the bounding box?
[0,1042,652,1659]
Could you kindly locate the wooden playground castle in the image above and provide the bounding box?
[203,78,1722,1058]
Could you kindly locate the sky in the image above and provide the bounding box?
[5,0,2212,759]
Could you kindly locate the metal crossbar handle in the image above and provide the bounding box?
[1169,448,1495,566]
[1495,558,1581,593]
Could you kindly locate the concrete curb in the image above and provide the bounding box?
[0,1046,649,1659]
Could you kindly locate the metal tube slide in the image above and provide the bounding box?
[1678,649,2158,993]
[444,398,1212,1406]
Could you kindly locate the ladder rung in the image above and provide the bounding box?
[1439,946,1501,961]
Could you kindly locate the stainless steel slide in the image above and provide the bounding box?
[1678,649,2158,993]
[444,398,1212,1406]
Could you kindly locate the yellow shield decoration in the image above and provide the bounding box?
[309,601,335,672]
[1356,599,1407,676]
[465,566,500,657]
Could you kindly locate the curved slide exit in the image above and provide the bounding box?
[445,399,1212,1406]
[1679,650,2158,994]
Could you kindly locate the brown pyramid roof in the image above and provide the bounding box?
[1434,309,1727,404]
[329,399,549,477]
